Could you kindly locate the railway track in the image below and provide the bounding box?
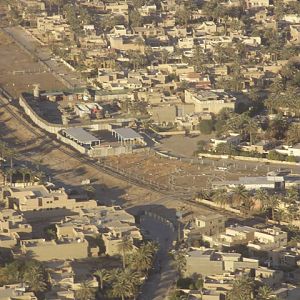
[0,91,172,195]
[0,90,247,221]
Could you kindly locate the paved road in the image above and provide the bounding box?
[139,215,177,300]
[4,26,85,89]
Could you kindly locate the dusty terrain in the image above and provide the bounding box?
[0,31,64,97]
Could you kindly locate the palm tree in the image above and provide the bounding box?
[94,269,110,291]
[244,118,259,145]
[110,268,140,300]
[19,167,29,185]
[255,189,269,212]
[118,235,133,269]
[0,141,7,159]
[75,281,95,300]
[4,148,16,169]
[23,264,47,293]
[173,251,187,277]
[6,168,15,185]
[226,276,254,300]
[286,186,299,203]
[129,245,153,273]
[257,285,273,300]
[265,195,280,221]
[231,185,249,206]
[212,189,229,208]
[286,124,300,146]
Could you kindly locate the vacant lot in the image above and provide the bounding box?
[0,31,63,97]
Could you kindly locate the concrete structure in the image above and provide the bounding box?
[186,249,259,276]
[6,185,97,212]
[248,227,288,252]
[62,128,101,148]
[111,127,145,145]
[184,214,226,241]
[204,225,256,248]
[185,90,236,115]
[212,172,286,191]
[20,237,88,261]
[0,284,37,300]
[211,133,241,150]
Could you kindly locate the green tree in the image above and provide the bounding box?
[203,0,224,22]
[110,268,140,300]
[198,120,214,135]
[129,242,157,273]
[267,150,286,161]
[75,281,95,300]
[94,269,110,291]
[175,9,191,26]
[118,235,133,269]
[286,124,300,145]
[129,10,143,27]
[23,264,48,293]
[257,285,273,300]
[226,276,254,300]
[231,185,249,205]
[173,251,187,277]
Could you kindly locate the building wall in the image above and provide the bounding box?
[186,258,224,276]
[22,240,88,261]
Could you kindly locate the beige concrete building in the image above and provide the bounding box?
[204,225,256,248]
[0,283,37,300]
[185,90,236,115]
[20,237,88,261]
[186,249,259,276]
[6,185,97,212]
[248,227,288,252]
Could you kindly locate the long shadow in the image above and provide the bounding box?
[128,204,179,300]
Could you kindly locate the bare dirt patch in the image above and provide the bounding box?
[0,31,64,97]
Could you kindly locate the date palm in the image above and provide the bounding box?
[75,280,94,300]
[23,264,47,293]
[212,189,228,208]
[173,251,187,277]
[110,268,140,300]
[129,245,153,273]
[257,285,273,300]
[266,195,280,221]
[19,167,29,185]
[94,269,110,291]
[118,235,133,269]
[231,185,249,206]
[255,189,269,212]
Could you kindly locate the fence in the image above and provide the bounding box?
[198,153,300,166]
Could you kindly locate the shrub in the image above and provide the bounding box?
[198,120,214,134]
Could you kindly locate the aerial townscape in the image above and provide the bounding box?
[0,0,300,299]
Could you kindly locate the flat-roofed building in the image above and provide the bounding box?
[20,238,88,261]
[185,89,236,115]
[62,128,101,148]
[6,185,97,212]
[111,127,145,145]
[186,249,259,276]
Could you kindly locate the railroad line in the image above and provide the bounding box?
[0,91,171,195]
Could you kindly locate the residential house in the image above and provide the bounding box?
[185,89,236,115]
[248,227,288,252]
[185,249,259,276]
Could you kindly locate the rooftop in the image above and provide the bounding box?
[63,128,100,144]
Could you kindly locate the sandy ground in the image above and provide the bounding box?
[0,31,64,97]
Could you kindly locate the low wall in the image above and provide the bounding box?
[198,153,300,166]
[195,198,241,214]
[57,133,88,154]
[150,126,200,136]
[19,94,66,134]
[88,145,130,157]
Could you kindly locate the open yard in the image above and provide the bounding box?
[0,30,64,97]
